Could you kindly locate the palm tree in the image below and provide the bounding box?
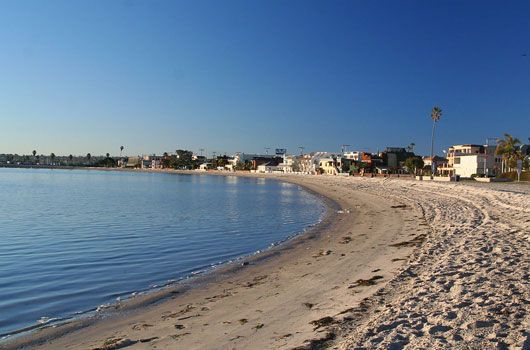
[69,154,73,165]
[429,107,442,174]
[106,152,110,159]
[120,146,124,157]
[50,153,56,165]
[87,153,91,166]
[495,134,521,172]
[32,150,37,163]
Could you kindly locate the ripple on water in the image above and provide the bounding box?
[0,169,326,337]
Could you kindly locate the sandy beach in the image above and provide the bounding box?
[2,174,529,350]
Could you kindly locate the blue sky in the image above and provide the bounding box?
[1,0,529,157]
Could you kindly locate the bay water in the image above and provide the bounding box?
[0,168,326,337]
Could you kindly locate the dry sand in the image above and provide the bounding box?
[2,174,529,350]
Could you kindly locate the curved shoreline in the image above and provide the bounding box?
[3,171,529,349]
[1,171,345,349]
[1,171,434,350]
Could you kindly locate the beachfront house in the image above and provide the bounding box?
[125,157,140,168]
[277,154,297,173]
[311,152,343,175]
[343,151,363,161]
[423,156,448,173]
[381,147,416,169]
[256,162,279,173]
[439,144,501,177]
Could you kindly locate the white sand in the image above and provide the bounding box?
[331,177,530,350]
[3,174,529,350]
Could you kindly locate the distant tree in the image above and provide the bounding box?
[495,134,521,172]
[210,158,218,169]
[429,107,442,174]
[95,155,115,167]
[407,142,415,152]
[161,152,170,168]
[32,150,37,163]
[170,150,195,169]
[120,146,124,157]
[69,154,73,165]
[87,153,91,166]
[405,157,424,176]
[510,151,528,171]
[50,153,56,165]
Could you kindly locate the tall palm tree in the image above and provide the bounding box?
[120,146,124,157]
[495,134,521,172]
[69,154,73,165]
[50,153,55,165]
[32,150,37,163]
[87,153,91,166]
[430,107,442,174]
[106,152,110,158]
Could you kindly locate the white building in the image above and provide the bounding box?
[343,151,362,161]
[256,163,279,173]
[277,154,297,173]
[232,153,275,163]
[439,144,501,177]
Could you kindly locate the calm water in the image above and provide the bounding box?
[0,168,326,337]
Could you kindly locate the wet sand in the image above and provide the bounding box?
[3,173,421,349]
[4,173,528,349]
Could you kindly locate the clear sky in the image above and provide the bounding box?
[1,0,529,157]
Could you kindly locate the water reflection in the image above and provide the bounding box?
[0,169,326,337]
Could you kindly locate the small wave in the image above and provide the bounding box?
[37,316,59,324]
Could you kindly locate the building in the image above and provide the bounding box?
[277,154,297,173]
[251,156,282,171]
[381,147,416,168]
[296,154,315,174]
[256,162,279,173]
[343,152,363,161]
[423,156,448,173]
[125,157,140,168]
[439,144,501,177]
[318,157,339,175]
[311,152,344,175]
[233,153,275,164]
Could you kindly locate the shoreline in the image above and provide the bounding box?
[3,170,528,349]
[0,171,339,346]
[0,170,335,341]
[2,171,421,350]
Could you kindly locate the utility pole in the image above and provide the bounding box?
[199,148,205,156]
